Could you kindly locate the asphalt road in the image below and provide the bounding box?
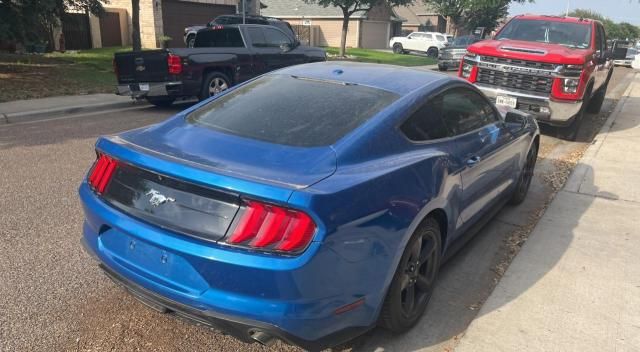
[0,67,633,352]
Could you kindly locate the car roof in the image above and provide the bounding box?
[272,62,450,96]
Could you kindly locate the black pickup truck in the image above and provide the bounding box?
[114,24,326,106]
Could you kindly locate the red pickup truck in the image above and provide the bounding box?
[459,15,614,140]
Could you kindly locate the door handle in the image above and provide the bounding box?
[467,156,481,166]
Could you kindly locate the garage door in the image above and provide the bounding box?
[360,20,390,49]
[162,0,235,47]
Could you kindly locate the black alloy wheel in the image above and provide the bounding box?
[380,218,441,332]
[510,142,538,205]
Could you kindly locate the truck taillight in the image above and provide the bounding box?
[167,54,182,75]
[226,200,317,254]
[88,154,118,194]
[551,64,586,101]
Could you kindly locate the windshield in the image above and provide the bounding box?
[452,36,475,46]
[495,19,592,49]
[187,74,399,147]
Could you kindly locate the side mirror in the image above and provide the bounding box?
[504,111,527,129]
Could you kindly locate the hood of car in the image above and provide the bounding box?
[467,39,591,65]
[101,116,338,190]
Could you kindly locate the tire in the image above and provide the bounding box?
[438,64,447,71]
[558,85,592,141]
[145,97,175,107]
[586,70,612,114]
[380,218,442,333]
[199,71,231,101]
[509,142,538,205]
[187,35,196,48]
[426,47,438,58]
[393,43,404,54]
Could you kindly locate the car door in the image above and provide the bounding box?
[405,33,420,51]
[439,87,517,227]
[421,33,434,52]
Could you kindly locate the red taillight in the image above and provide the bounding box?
[167,54,182,75]
[88,154,118,194]
[226,200,317,253]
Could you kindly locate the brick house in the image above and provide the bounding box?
[260,0,404,49]
[58,0,260,50]
[393,3,450,35]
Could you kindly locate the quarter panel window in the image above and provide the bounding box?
[440,88,499,135]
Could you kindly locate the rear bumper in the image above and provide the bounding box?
[83,244,372,351]
[613,59,633,67]
[476,83,583,127]
[78,182,378,349]
[116,82,184,98]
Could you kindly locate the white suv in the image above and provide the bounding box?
[389,32,449,57]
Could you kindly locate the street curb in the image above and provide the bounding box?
[0,99,148,125]
[564,71,638,193]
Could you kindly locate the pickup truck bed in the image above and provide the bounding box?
[114,24,325,106]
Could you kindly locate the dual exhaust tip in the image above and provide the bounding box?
[249,329,276,347]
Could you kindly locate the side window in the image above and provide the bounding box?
[194,28,244,47]
[264,28,291,47]
[247,27,267,47]
[594,24,603,53]
[424,34,433,40]
[440,88,499,135]
[400,97,449,142]
[599,24,607,52]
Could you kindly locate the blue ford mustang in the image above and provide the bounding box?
[80,62,539,350]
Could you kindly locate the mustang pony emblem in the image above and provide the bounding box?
[146,189,175,207]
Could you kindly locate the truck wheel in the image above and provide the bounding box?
[559,87,592,141]
[380,218,441,333]
[438,64,447,71]
[145,97,175,107]
[187,35,196,48]
[586,71,612,114]
[393,43,404,54]
[199,71,231,101]
[427,47,438,58]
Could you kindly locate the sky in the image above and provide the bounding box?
[509,0,640,25]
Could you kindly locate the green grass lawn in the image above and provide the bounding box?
[0,47,130,102]
[325,47,437,67]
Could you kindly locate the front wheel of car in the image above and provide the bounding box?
[199,71,231,101]
[380,217,441,333]
[509,142,538,205]
[587,70,612,114]
[393,43,404,54]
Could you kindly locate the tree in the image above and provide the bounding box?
[568,9,640,40]
[305,0,413,57]
[0,0,104,48]
[424,0,531,36]
[131,0,141,51]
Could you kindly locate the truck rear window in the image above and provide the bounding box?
[194,28,244,47]
[186,75,399,147]
[496,19,592,49]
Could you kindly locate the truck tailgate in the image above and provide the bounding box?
[114,50,171,84]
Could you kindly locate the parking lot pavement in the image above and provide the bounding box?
[0,68,633,352]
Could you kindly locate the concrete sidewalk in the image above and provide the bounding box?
[0,94,143,124]
[456,73,640,352]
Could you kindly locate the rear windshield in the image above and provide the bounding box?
[187,75,399,147]
[195,28,244,47]
[496,19,592,49]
